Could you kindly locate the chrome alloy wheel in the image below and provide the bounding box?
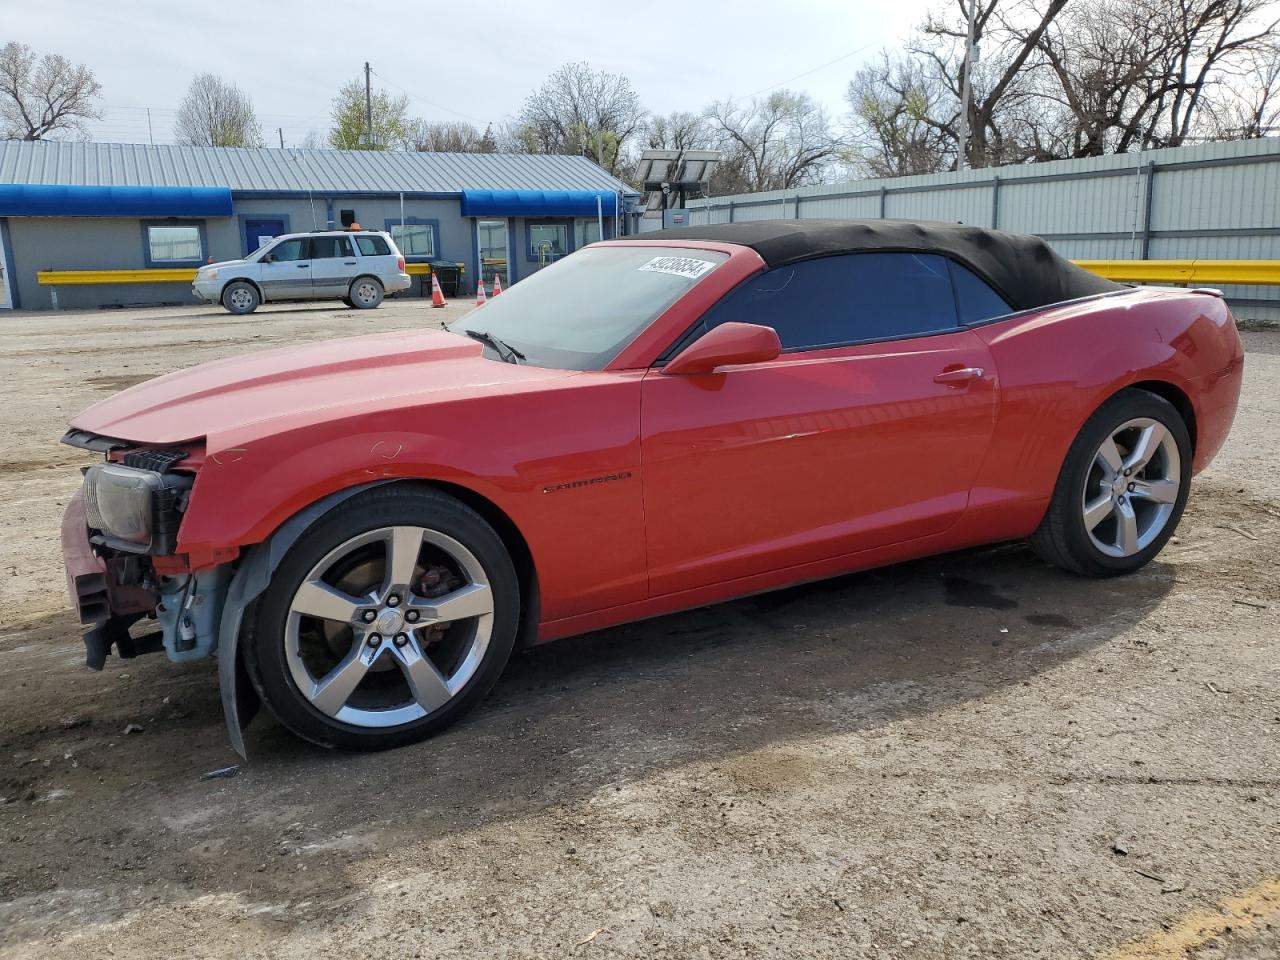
[284,526,494,728]
[353,279,380,305]
[228,287,254,311]
[1082,417,1182,558]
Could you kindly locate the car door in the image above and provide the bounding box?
[309,234,357,297]
[257,236,312,300]
[640,252,999,597]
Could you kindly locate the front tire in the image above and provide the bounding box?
[245,486,519,750]
[1030,388,1191,577]
[222,281,260,315]
[349,277,384,309]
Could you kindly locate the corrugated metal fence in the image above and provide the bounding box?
[671,138,1280,321]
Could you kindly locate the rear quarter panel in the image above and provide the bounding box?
[962,288,1243,539]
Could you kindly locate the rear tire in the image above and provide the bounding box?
[221,281,260,315]
[1030,388,1191,577]
[349,277,384,309]
[245,486,519,751]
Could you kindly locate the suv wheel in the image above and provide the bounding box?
[350,277,384,309]
[222,281,260,315]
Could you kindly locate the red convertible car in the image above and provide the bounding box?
[60,220,1244,755]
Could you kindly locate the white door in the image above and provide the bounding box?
[0,225,12,309]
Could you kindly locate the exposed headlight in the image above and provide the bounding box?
[197,268,217,280]
[83,463,192,554]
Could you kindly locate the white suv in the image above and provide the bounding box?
[193,230,412,314]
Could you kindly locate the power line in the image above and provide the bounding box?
[735,44,877,103]
[368,67,488,126]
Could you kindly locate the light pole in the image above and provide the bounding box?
[956,0,978,171]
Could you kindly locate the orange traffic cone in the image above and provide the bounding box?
[475,279,487,306]
[429,272,447,308]
[492,274,503,296]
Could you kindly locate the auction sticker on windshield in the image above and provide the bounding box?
[637,256,720,280]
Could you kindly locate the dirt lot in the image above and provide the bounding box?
[0,299,1276,959]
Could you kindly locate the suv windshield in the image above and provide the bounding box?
[449,246,728,370]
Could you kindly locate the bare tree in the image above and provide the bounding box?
[408,120,496,152]
[514,62,645,174]
[847,53,956,176]
[645,111,711,151]
[0,41,101,141]
[328,80,412,150]
[705,90,842,193]
[174,73,263,147]
[915,0,1070,168]
[847,0,1280,175]
[1203,40,1280,137]
[1037,0,1280,153]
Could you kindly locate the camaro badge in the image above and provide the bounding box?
[542,471,633,494]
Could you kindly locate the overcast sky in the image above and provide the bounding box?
[14,0,936,148]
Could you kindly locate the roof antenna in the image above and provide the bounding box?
[289,149,319,230]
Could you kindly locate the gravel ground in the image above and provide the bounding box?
[0,300,1276,959]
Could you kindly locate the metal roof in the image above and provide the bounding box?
[0,140,638,197]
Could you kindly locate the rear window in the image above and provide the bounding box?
[355,234,391,256]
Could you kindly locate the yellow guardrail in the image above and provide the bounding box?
[37,268,198,285]
[33,260,1280,290]
[1074,260,1280,285]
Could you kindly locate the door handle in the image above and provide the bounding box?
[343,261,357,265]
[933,366,984,385]
[297,264,309,269]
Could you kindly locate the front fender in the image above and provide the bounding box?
[216,480,390,758]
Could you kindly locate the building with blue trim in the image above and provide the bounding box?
[0,141,639,310]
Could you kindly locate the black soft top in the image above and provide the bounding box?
[642,218,1120,312]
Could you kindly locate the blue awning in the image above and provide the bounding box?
[0,184,234,218]
[460,189,619,218]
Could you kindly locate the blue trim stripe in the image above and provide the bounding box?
[461,189,620,218]
[0,184,234,218]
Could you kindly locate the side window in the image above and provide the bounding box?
[355,234,391,256]
[696,253,958,352]
[949,260,1013,323]
[267,238,307,262]
[310,236,353,259]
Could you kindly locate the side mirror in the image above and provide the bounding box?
[663,322,782,376]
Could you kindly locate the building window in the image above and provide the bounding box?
[528,222,568,262]
[388,220,437,258]
[145,223,204,264]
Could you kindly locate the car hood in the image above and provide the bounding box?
[200,258,249,272]
[69,328,576,448]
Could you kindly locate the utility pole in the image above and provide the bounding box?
[956,0,978,171]
[146,108,154,146]
[278,127,285,149]
[364,61,374,148]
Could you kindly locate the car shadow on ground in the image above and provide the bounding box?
[0,538,1175,937]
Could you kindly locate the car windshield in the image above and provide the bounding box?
[449,246,729,370]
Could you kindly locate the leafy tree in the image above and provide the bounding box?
[328,80,412,150]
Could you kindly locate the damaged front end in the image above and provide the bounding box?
[61,433,230,672]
